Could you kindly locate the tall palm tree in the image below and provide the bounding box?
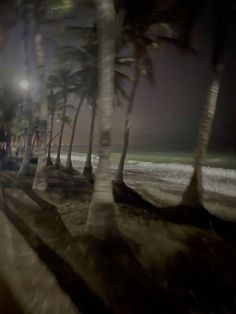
[32,17,48,191]
[83,102,96,177]
[48,66,74,168]
[29,0,74,187]
[56,108,71,168]
[115,39,155,184]
[115,0,205,183]
[47,90,61,165]
[65,94,84,172]
[181,78,221,207]
[182,1,229,208]
[86,0,118,238]
[59,35,131,175]
[18,0,33,176]
[63,62,99,174]
[58,45,94,173]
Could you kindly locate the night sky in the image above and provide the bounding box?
[0,0,235,152]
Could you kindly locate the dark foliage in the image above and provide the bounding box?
[115,0,205,50]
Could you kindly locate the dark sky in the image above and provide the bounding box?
[0,0,235,152]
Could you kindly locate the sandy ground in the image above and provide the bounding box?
[44,158,236,314]
[1,155,236,313]
[52,153,236,221]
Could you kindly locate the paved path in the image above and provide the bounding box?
[0,188,79,314]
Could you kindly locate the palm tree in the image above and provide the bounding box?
[47,90,61,165]
[32,21,48,191]
[114,1,190,187]
[18,1,33,176]
[48,66,74,168]
[32,0,72,189]
[85,0,118,238]
[58,45,94,173]
[182,1,229,208]
[115,39,155,184]
[83,103,96,177]
[59,33,131,175]
[65,94,84,172]
[28,0,75,187]
[181,78,221,207]
[56,108,70,168]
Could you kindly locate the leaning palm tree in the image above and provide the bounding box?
[65,92,85,172]
[182,1,229,208]
[48,66,74,168]
[181,78,221,207]
[85,0,118,238]
[58,45,93,173]
[83,101,96,178]
[30,0,75,188]
[63,64,99,174]
[57,111,72,167]
[18,0,33,176]
[59,32,131,175]
[47,90,61,165]
[32,17,48,191]
[115,38,155,184]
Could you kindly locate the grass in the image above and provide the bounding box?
[111,152,236,169]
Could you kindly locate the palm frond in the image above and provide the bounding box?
[140,52,155,85]
[115,82,130,101]
[58,45,91,65]
[115,70,131,83]
[62,25,95,42]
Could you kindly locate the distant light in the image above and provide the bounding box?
[19,80,29,91]
[152,42,159,49]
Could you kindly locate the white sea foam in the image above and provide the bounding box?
[51,153,236,198]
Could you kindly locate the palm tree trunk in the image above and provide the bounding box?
[47,112,54,165]
[65,96,84,172]
[182,0,228,208]
[33,29,48,191]
[55,98,67,168]
[182,74,221,207]
[18,3,32,177]
[86,0,118,239]
[115,60,140,183]
[31,134,37,155]
[19,123,33,176]
[83,105,96,177]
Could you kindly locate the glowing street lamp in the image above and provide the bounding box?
[19,79,29,91]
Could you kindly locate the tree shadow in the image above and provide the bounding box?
[112,180,236,239]
[1,195,111,314]
[161,231,236,313]
[113,180,157,211]
[0,180,168,313]
[0,276,25,314]
[76,232,174,314]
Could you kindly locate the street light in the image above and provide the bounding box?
[19,79,29,91]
